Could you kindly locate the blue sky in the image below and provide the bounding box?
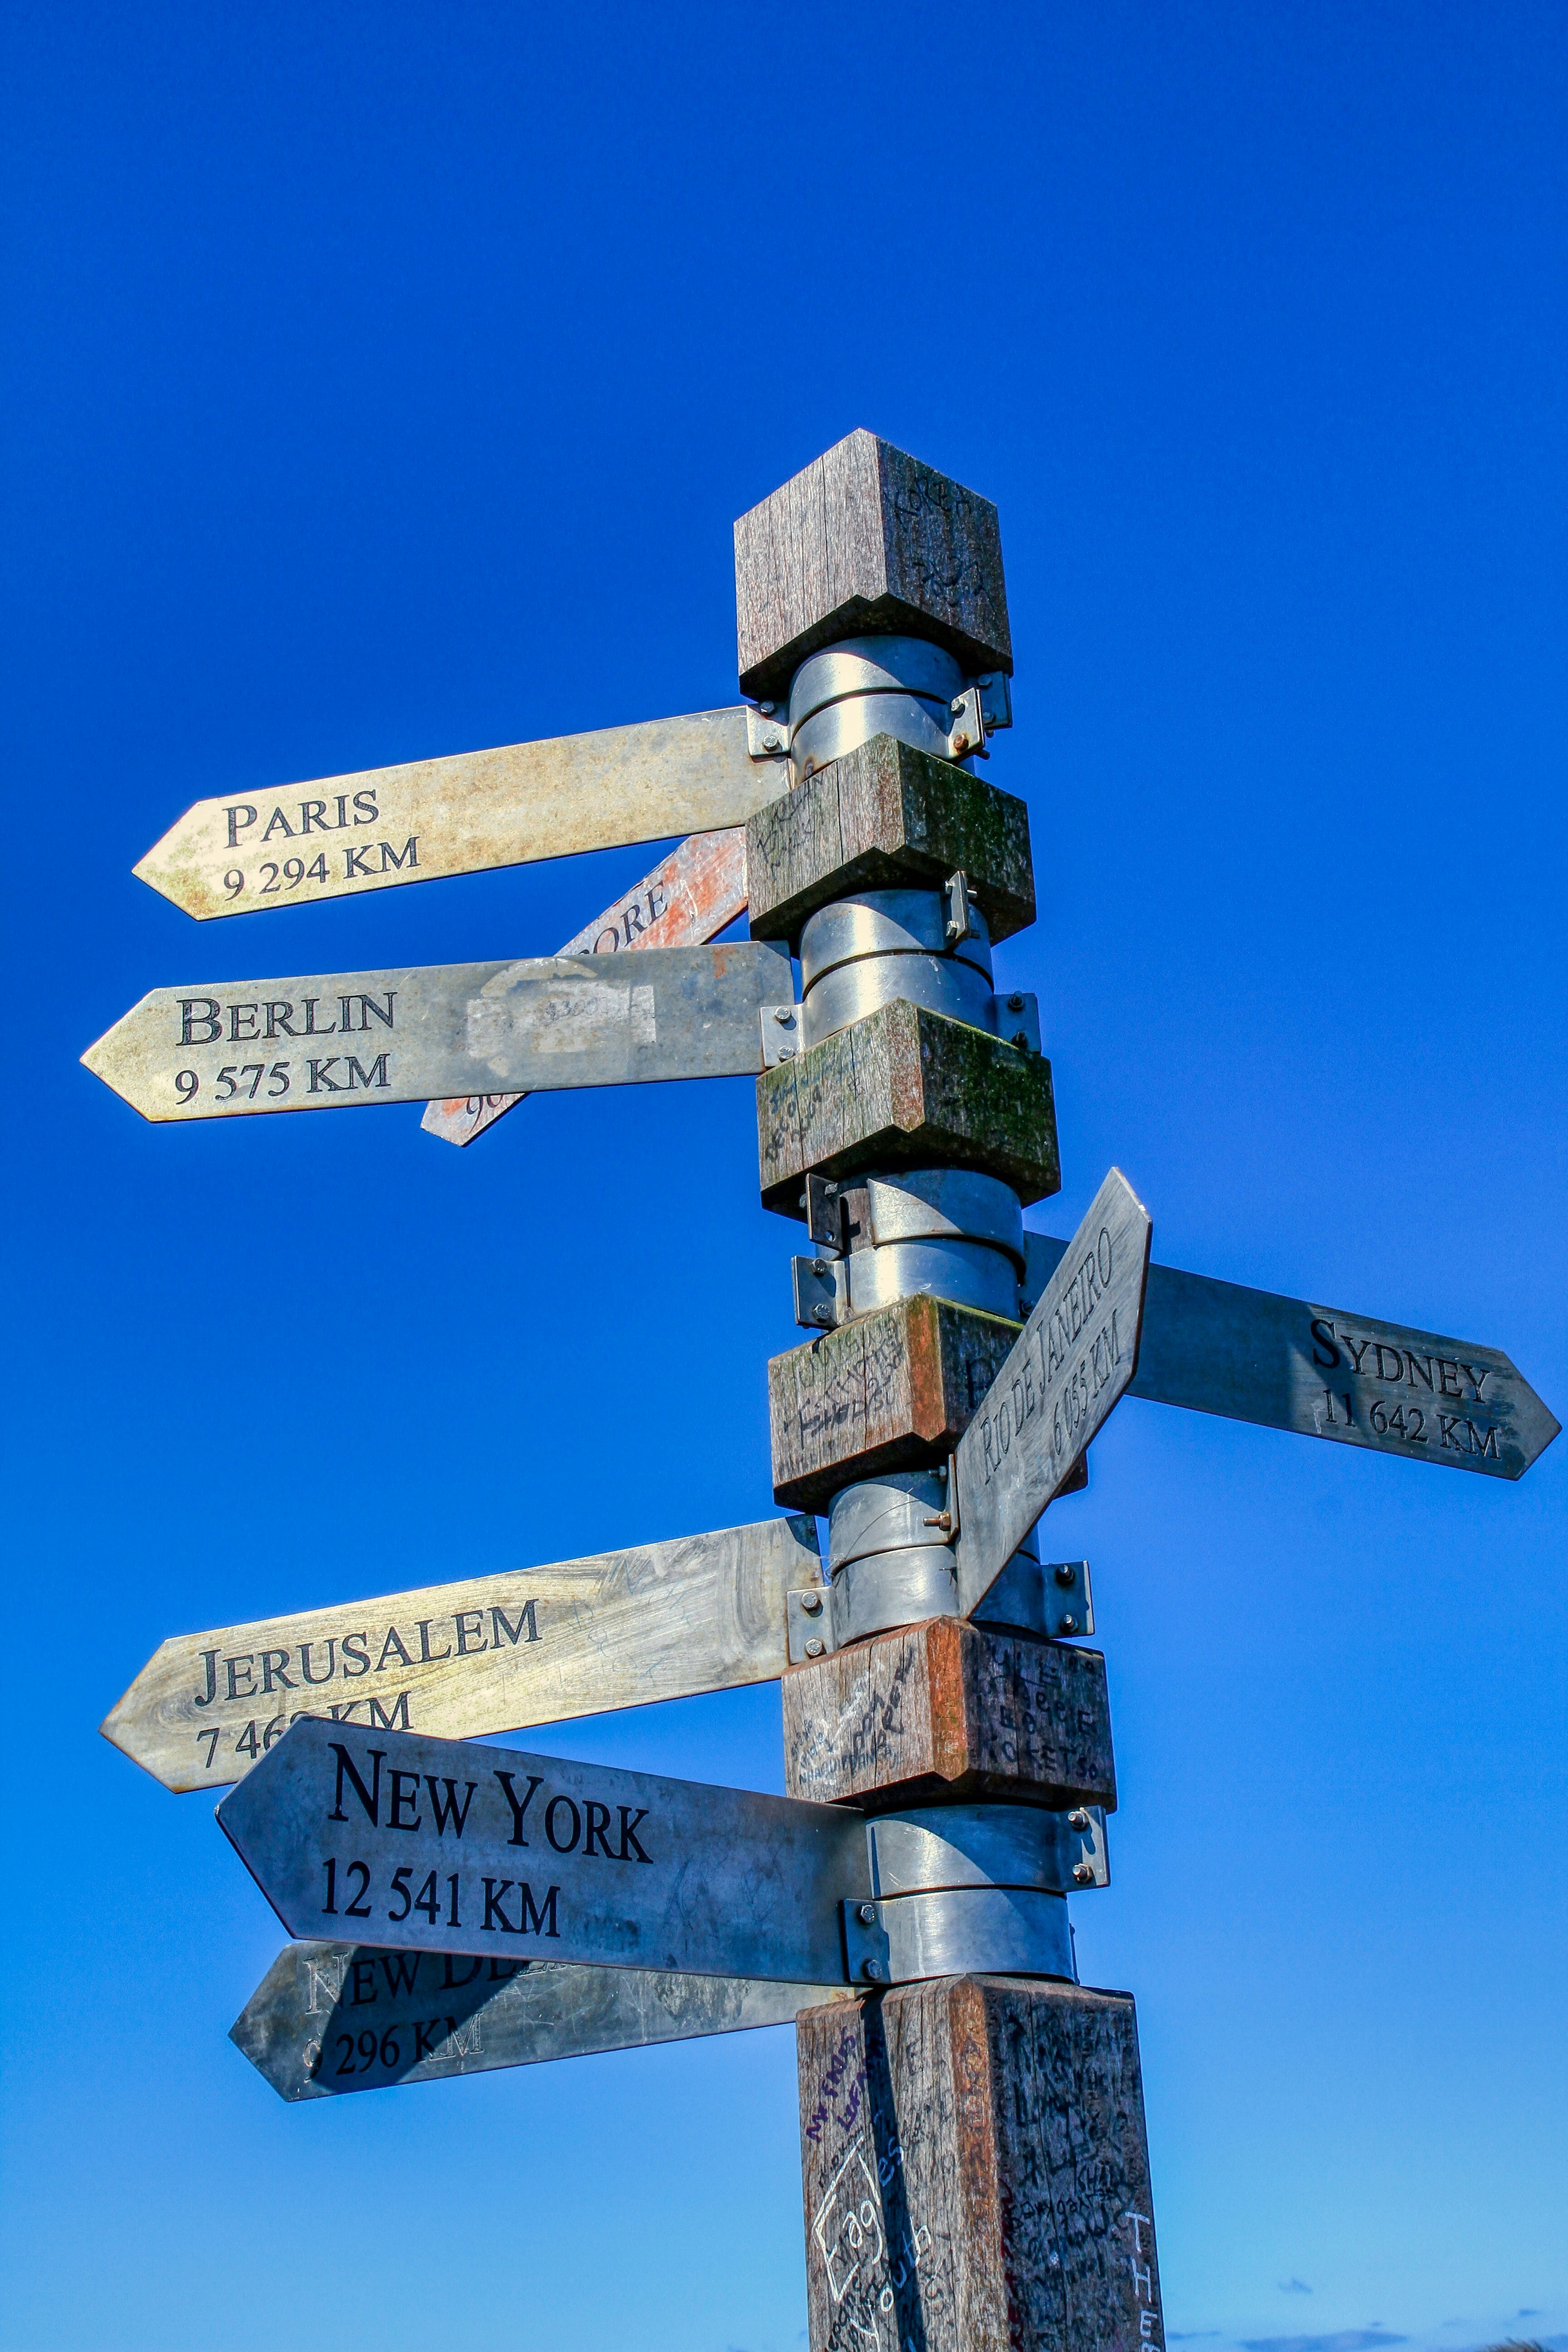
[2,5,1565,2347]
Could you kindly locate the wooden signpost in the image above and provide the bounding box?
[92,426,1556,2351]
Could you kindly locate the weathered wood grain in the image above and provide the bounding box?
[769,1295,1019,1511]
[745,735,1035,947]
[756,1000,1060,1218]
[783,1617,1115,1813]
[735,431,1012,701]
[797,1976,1161,2352]
[103,1515,818,1793]
[421,827,750,1146]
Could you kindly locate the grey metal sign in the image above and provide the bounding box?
[134,704,789,921]
[953,1169,1152,1616]
[82,940,790,1122]
[219,1719,871,1983]
[420,826,750,1147]
[232,1940,847,2103]
[1023,1239,1559,1480]
[103,1515,818,1794]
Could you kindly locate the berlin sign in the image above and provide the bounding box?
[81,939,790,1121]
[134,705,788,921]
[219,1718,871,1983]
[103,1515,819,1793]
[953,1169,1153,1617]
[231,1940,846,2102]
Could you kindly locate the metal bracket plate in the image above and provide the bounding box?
[760,1003,801,1067]
[989,990,1041,1055]
[787,1582,837,1663]
[745,704,790,760]
[791,1255,847,1334]
[946,684,988,762]
[975,671,1013,733]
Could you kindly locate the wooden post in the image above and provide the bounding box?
[740,432,1164,2349]
[797,1976,1161,2350]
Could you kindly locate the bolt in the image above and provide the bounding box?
[773,1005,795,1024]
[763,730,783,751]
[812,1305,834,1327]
[951,696,966,716]
[1072,1862,1096,1886]
[804,1637,825,1658]
[758,701,775,715]
[1053,1563,1077,1587]
[1007,993,1025,1013]
[857,1903,876,1925]
[1068,1808,1091,1832]
[861,1959,885,1983]
[1058,1614,1079,1635]
[1011,1030,1030,1050]
[799,1589,823,1615]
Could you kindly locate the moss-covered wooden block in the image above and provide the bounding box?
[796,1976,1160,2351]
[757,999,1059,1218]
[745,734,1034,947]
[734,430,1011,702]
[769,1294,1017,1511]
[783,1615,1116,1812]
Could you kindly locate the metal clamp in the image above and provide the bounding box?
[744,703,790,760]
[759,1003,800,1067]
[790,1255,847,1334]
[946,685,988,762]
[842,1888,1075,1986]
[988,990,1041,1055]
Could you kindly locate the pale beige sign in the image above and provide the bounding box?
[135,706,788,920]
[103,1516,819,1793]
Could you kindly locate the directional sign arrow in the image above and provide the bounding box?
[232,1940,848,2102]
[953,1170,1152,1617]
[82,939,791,1122]
[103,1515,819,1793]
[421,826,750,1148]
[219,1719,871,1984]
[1023,1239,1559,1480]
[134,706,789,921]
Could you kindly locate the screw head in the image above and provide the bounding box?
[1068,1808,1091,1832]
[799,1589,823,1615]
[861,1959,885,1983]
[1053,1563,1077,1588]
[804,1637,825,1659]
[857,1903,876,1925]
[1058,1614,1079,1635]
[1072,1862,1095,1886]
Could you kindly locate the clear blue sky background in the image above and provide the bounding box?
[2,6,1564,2349]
